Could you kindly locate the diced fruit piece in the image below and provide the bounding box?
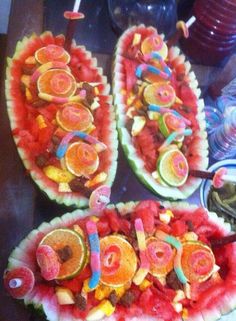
[157,149,188,187]
[131,116,146,136]
[3,267,35,299]
[37,69,77,98]
[89,185,111,211]
[141,35,168,60]
[85,172,107,188]
[36,245,61,280]
[43,165,75,183]
[100,235,137,287]
[35,44,70,64]
[159,113,186,138]
[40,228,87,280]
[143,83,176,107]
[146,237,175,277]
[55,287,75,305]
[86,300,115,321]
[56,103,93,132]
[65,142,99,177]
[181,241,215,283]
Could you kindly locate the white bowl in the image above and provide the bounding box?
[200,159,236,208]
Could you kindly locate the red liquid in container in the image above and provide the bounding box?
[181,0,236,65]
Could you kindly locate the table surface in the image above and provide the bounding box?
[0,1,235,320]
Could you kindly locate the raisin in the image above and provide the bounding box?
[22,64,35,75]
[32,99,47,108]
[186,220,194,231]
[35,154,49,168]
[74,293,87,311]
[57,245,73,263]
[132,84,139,95]
[109,290,119,306]
[119,291,135,308]
[166,270,183,290]
[69,178,91,197]
[51,135,61,146]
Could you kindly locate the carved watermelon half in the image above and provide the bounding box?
[4,200,236,321]
[112,25,208,199]
[5,31,118,208]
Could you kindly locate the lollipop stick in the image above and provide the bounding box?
[167,16,196,47]
[64,0,84,52]
[189,169,214,180]
[210,233,236,247]
[65,20,77,52]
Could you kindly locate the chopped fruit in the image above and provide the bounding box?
[172,302,183,313]
[143,83,176,107]
[3,267,35,299]
[139,279,152,291]
[21,75,30,88]
[65,142,99,177]
[35,44,70,65]
[146,237,175,277]
[36,115,47,129]
[131,116,146,136]
[55,287,75,305]
[58,182,72,192]
[37,69,77,98]
[25,56,36,64]
[89,185,111,211]
[159,209,174,224]
[100,235,137,287]
[86,300,115,321]
[95,284,112,301]
[173,289,185,302]
[85,172,107,188]
[56,103,93,132]
[36,244,61,280]
[73,224,85,238]
[157,149,189,187]
[141,35,168,60]
[40,228,87,280]
[181,241,215,283]
[182,232,198,242]
[132,33,141,46]
[43,165,75,183]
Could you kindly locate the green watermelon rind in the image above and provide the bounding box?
[112,25,209,200]
[5,31,118,208]
[6,200,236,321]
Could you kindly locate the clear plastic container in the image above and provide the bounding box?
[209,96,236,160]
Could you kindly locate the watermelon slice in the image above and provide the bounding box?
[4,200,236,321]
[112,25,208,199]
[5,32,118,208]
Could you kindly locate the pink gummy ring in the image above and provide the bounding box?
[64,11,85,20]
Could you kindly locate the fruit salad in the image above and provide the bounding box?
[113,25,208,199]
[4,201,236,321]
[6,32,118,208]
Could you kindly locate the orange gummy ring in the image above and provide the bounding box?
[65,142,99,177]
[56,103,93,132]
[37,69,77,98]
[100,235,137,287]
[35,44,70,65]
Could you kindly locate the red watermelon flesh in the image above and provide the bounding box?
[6,32,118,208]
[5,200,236,321]
[113,25,208,200]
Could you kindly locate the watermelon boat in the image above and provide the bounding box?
[5,31,118,208]
[4,200,236,321]
[112,25,208,199]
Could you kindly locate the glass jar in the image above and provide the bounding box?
[180,0,236,66]
[107,0,177,38]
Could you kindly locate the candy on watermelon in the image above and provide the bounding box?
[4,200,236,321]
[6,32,118,208]
[112,25,208,200]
